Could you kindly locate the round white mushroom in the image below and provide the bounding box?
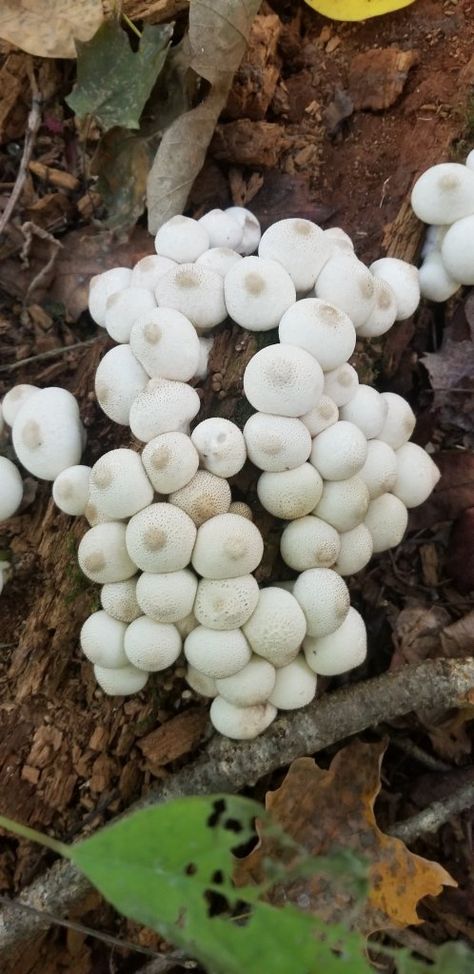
[333,523,373,576]
[124,616,181,671]
[370,258,420,321]
[80,610,128,667]
[100,577,141,623]
[89,449,153,520]
[169,470,231,526]
[78,522,137,583]
[129,378,200,443]
[257,463,323,519]
[310,421,368,481]
[323,363,359,407]
[94,663,149,695]
[142,432,199,494]
[155,263,226,332]
[378,392,416,450]
[95,345,148,425]
[313,476,370,532]
[268,656,317,710]
[228,500,253,520]
[258,218,331,292]
[53,464,91,516]
[192,513,263,579]
[304,606,367,676]
[358,440,398,499]
[88,267,132,327]
[136,569,198,623]
[280,515,341,571]
[393,442,440,508]
[293,568,350,638]
[418,250,460,303]
[195,247,242,277]
[243,344,324,417]
[243,587,306,667]
[411,163,474,225]
[440,214,474,285]
[210,698,276,739]
[0,456,23,520]
[191,418,246,478]
[364,493,409,553]
[224,206,261,255]
[129,307,200,381]
[356,278,398,339]
[125,502,197,573]
[194,574,260,630]
[154,215,209,263]
[300,396,339,437]
[104,286,156,343]
[216,656,276,707]
[323,226,354,253]
[339,385,388,440]
[12,387,84,481]
[243,413,311,472]
[198,209,243,249]
[185,665,218,698]
[184,626,251,678]
[315,254,375,328]
[131,254,177,290]
[224,256,296,331]
[279,298,356,371]
[1,384,39,426]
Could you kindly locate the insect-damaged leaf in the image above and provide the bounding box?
[0,0,105,59]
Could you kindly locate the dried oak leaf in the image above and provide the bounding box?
[0,0,105,59]
[235,740,455,934]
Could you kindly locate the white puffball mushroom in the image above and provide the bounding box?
[100,578,141,623]
[1,384,39,426]
[268,656,317,710]
[323,364,359,407]
[323,227,354,253]
[258,218,331,292]
[184,626,251,678]
[142,432,199,494]
[194,574,259,630]
[225,206,261,255]
[94,663,148,695]
[313,475,370,532]
[310,421,368,481]
[243,344,324,417]
[279,298,356,371]
[300,396,339,437]
[466,150,474,170]
[364,493,409,553]
[198,209,243,249]
[95,345,148,426]
[125,503,197,573]
[224,256,296,332]
[129,378,200,443]
[136,569,198,624]
[315,254,375,328]
[12,387,84,481]
[216,656,276,707]
[370,258,420,321]
[378,392,416,450]
[418,250,460,302]
[356,278,398,338]
[130,308,200,381]
[89,449,153,520]
[191,418,247,478]
[293,568,350,638]
[186,665,218,698]
[243,587,306,666]
[393,442,441,508]
[192,513,264,579]
[154,215,209,263]
[169,470,231,526]
[155,263,226,332]
[280,515,341,571]
[304,606,367,676]
[243,413,311,473]
[440,215,474,285]
[196,247,242,277]
[80,610,128,667]
[194,336,214,381]
[124,616,181,672]
[88,267,132,326]
[210,697,276,739]
[358,440,398,500]
[257,463,323,520]
[333,523,373,576]
[229,501,253,520]
[411,162,474,224]
[104,287,156,344]
[53,464,91,516]
[78,522,137,583]
[131,254,177,290]
[339,385,388,440]
[0,456,23,520]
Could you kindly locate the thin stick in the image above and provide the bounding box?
[0,339,100,375]
[388,778,474,843]
[0,63,42,237]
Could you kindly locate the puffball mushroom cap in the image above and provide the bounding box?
[0,456,23,520]
[224,206,261,255]
[53,464,91,516]
[370,258,420,321]
[94,663,148,695]
[411,162,474,225]
[12,387,84,481]
[356,278,398,338]
[229,501,253,520]
[466,149,474,170]
[441,215,474,285]
[243,587,307,666]
[243,344,324,417]
[224,255,296,332]
[131,254,176,290]
[257,463,323,520]
[192,513,264,579]
[324,227,354,253]
[89,449,153,520]
[129,307,200,381]
[364,493,408,553]
[323,364,359,407]
[124,616,181,672]
[315,254,375,328]
[310,421,368,481]
[333,523,373,576]
[195,247,242,277]
[194,574,259,630]
[126,502,197,573]
[129,377,200,443]
[293,567,350,638]
[313,475,370,532]
[142,432,199,494]
[100,577,141,623]
[304,606,367,676]
[268,656,317,710]
[154,214,210,263]
[300,396,339,437]
[393,442,440,508]
[155,263,226,332]
[80,610,128,667]
[339,385,388,440]
[280,515,341,572]
[191,418,246,478]
[243,413,311,473]
[136,569,198,624]
[258,218,331,292]
[88,267,132,326]
[169,470,231,526]
[2,384,39,426]
[186,665,217,698]
[358,440,398,500]
[78,522,136,584]
[418,250,460,302]
[279,298,356,371]
[184,626,251,678]
[95,345,148,426]
[378,392,416,450]
[210,697,276,739]
[216,656,276,707]
[104,286,156,343]
[198,209,243,249]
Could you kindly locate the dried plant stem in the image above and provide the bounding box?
[389,778,474,843]
[0,339,100,375]
[0,63,42,238]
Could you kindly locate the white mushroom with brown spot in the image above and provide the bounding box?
[210,698,276,739]
[333,523,373,576]
[258,218,331,292]
[155,263,226,332]
[243,587,307,667]
[186,665,217,698]
[304,606,367,676]
[279,298,356,371]
[323,226,354,253]
[268,656,316,710]
[357,278,397,338]
[225,206,261,255]
[370,258,420,321]
[216,656,276,707]
[315,254,375,328]
[191,418,247,478]
[300,396,339,437]
[192,513,264,579]
[280,515,340,571]
[101,578,141,623]
[243,413,311,472]
[323,363,359,407]
[257,463,323,519]
[0,456,23,520]
[131,254,177,290]
[88,449,153,520]
[196,247,242,277]
[136,569,198,624]
[1,384,39,426]
[130,308,200,381]
[293,568,350,637]
[126,502,197,573]
[184,626,252,678]
[194,574,260,630]
[169,470,231,526]
[129,378,200,442]
[313,475,370,532]
[53,464,91,516]
[378,392,416,450]
[154,215,209,263]
[80,610,128,667]
[12,387,84,481]
[124,616,182,671]
[78,522,137,584]
[95,345,148,426]
[310,421,368,481]
[104,286,156,343]
[88,267,132,326]
[243,344,324,417]
[198,209,243,249]
[142,432,199,494]
[411,163,474,225]
[224,256,296,331]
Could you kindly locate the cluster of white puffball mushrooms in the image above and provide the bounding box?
[5,152,471,738]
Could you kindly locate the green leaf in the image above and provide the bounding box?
[67,20,173,131]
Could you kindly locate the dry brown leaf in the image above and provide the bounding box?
[235,740,455,934]
[441,611,474,658]
[390,604,451,670]
[409,451,474,530]
[0,1,106,59]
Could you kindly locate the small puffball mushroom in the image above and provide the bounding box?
[124,616,181,672]
[154,215,209,263]
[104,287,156,343]
[89,267,132,326]
[78,522,136,583]
[95,345,148,425]
[418,250,460,302]
[300,396,339,437]
[12,387,84,481]
[216,656,276,707]
[194,336,214,381]
[323,227,354,253]
[393,442,440,508]
[129,378,200,443]
[304,606,367,676]
[356,278,398,338]
[441,215,474,285]
[280,515,341,571]
[378,392,416,450]
[244,413,311,472]
[225,206,261,255]
[258,218,331,292]
[184,626,251,678]
[229,501,253,520]
[130,308,200,381]
[198,209,243,249]
[53,464,91,516]
[155,263,226,332]
[126,503,197,573]
[142,432,199,494]
[224,256,296,332]
[100,578,141,623]
[268,656,316,710]
[243,587,306,666]
[466,149,474,170]
[136,569,198,623]
[210,697,276,739]
[313,476,370,532]
[333,523,373,576]
[358,440,397,499]
[131,254,177,290]
[186,665,217,698]
[89,449,153,520]
[315,255,375,328]
[196,247,242,277]
[339,385,388,440]
[293,568,350,638]
[310,421,368,481]
[192,513,264,579]
[370,258,420,321]
[257,463,323,519]
[94,663,148,695]
[80,610,128,667]
[84,499,116,526]
[1,384,39,426]
[191,418,246,478]
[421,225,448,260]
[323,363,359,407]
[169,470,231,526]
[364,493,408,553]
[279,298,356,371]
[411,162,474,225]
[0,456,23,520]
[194,574,259,630]
[243,344,324,417]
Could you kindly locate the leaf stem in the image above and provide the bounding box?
[122,12,142,39]
[0,814,71,859]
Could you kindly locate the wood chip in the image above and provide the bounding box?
[212,120,289,168]
[138,708,209,773]
[348,47,419,112]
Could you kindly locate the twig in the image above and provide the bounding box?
[0,62,42,237]
[0,339,100,375]
[0,658,473,964]
[19,222,63,304]
[384,732,452,773]
[388,778,474,843]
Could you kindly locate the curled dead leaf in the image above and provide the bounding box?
[0,0,106,59]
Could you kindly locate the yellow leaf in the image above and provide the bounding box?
[304,0,417,21]
[0,0,106,59]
